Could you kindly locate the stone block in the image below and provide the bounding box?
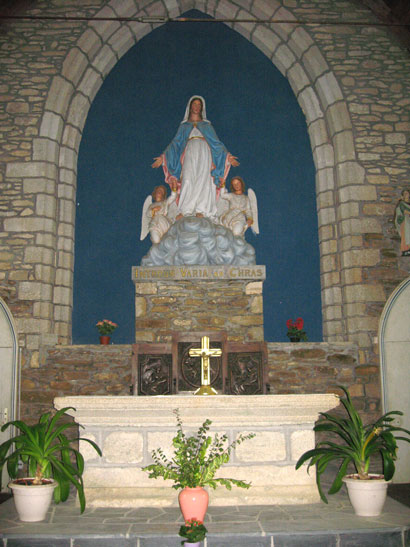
[235,431,286,461]
[24,245,55,265]
[316,72,344,110]
[316,168,335,192]
[323,286,342,306]
[33,301,53,319]
[327,102,352,136]
[147,431,176,461]
[288,27,314,58]
[92,44,118,78]
[62,47,88,87]
[290,429,315,461]
[45,76,74,117]
[274,44,296,74]
[36,194,56,218]
[344,284,385,303]
[53,286,72,306]
[135,296,147,317]
[334,130,355,163]
[89,6,121,41]
[317,190,334,209]
[251,26,281,60]
[66,93,90,132]
[6,161,56,179]
[134,282,158,295]
[342,268,363,285]
[32,137,59,163]
[287,62,310,95]
[109,25,135,59]
[39,111,64,141]
[385,133,406,145]
[317,207,336,227]
[309,119,329,149]
[103,431,143,463]
[245,281,262,295]
[302,46,329,82]
[314,143,334,170]
[338,201,359,220]
[299,86,323,124]
[135,330,155,342]
[340,185,377,203]
[341,249,380,268]
[337,161,365,186]
[77,28,102,59]
[250,295,263,314]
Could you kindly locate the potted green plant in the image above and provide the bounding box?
[295,386,410,516]
[143,409,255,521]
[179,517,207,546]
[0,406,102,522]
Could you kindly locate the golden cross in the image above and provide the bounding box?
[189,336,222,395]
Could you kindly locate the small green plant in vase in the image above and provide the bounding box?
[143,409,255,521]
[295,385,410,516]
[179,518,207,545]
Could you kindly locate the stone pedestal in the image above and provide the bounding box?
[132,265,265,343]
[54,393,339,508]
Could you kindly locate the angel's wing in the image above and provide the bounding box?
[216,187,229,220]
[248,188,259,235]
[140,195,152,240]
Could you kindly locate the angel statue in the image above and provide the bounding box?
[140,184,177,244]
[218,176,259,237]
[151,95,239,221]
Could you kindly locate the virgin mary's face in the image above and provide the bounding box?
[189,99,203,117]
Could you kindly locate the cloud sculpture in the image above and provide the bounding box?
[141,216,256,266]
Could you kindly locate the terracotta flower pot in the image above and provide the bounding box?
[178,486,209,522]
[99,335,110,345]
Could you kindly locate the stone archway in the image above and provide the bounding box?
[0,297,19,491]
[28,0,366,344]
[379,276,410,483]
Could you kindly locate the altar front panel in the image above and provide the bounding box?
[54,394,338,507]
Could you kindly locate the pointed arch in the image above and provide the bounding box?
[31,0,361,342]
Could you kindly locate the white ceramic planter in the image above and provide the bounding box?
[342,474,390,516]
[9,478,57,522]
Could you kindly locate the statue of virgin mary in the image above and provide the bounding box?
[152,95,239,221]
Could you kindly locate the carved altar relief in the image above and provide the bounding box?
[131,331,268,396]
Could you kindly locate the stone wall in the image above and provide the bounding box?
[133,266,265,343]
[20,340,380,427]
[0,0,409,418]
[21,345,132,421]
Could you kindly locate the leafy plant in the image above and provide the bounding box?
[286,317,307,341]
[143,409,255,490]
[295,386,410,502]
[0,406,102,513]
[179,518,207,545]
[96,319,118,335]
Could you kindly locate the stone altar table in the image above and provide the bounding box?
[54,393,339,507]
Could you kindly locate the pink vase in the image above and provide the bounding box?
[178,486,209,522]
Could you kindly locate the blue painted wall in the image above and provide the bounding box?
[73,11,322,344]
